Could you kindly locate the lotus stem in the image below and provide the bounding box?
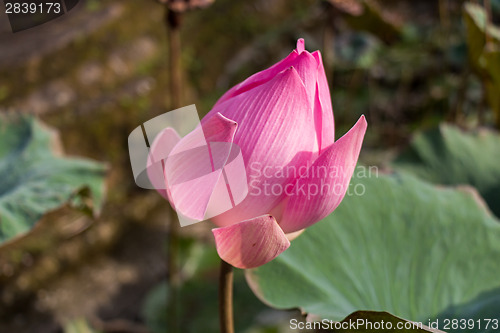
[167,206,180,333]
[219,259,234,333]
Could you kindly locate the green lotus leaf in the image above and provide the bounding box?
[247,172,500,332]
[0,114,107,244]
[393,124,500,217]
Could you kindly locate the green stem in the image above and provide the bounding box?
[219,260,234,333]
[167,206,180,333]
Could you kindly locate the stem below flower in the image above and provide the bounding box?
[167,206,180,333]
[219,259,234,333]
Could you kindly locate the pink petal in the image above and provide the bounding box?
[203,112,238,143]
[212,215,290,269]
[207,67,317,227]
[214,39,314,107]
[312,50,335,153]
[164,113,238,222]
[278,116,367,234]
[214,50,299,107]
[293,50,320,114]
[147,127,181,200]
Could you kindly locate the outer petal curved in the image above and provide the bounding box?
[203,112,239,144]
[278,116,367,234]
[164,113,238,222]
[214,50,299,108]
[292,50,321,156]
[214,39,314,108]
[293,51,319,102]
[312,50,335,153]
[207,67,317,227]
[212,215,290,269]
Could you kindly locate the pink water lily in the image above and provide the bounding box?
[152,39,367,269]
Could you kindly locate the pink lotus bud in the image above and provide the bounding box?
[154,39,367,269]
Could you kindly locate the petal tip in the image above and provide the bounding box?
[278,66,302,84]
[279,116,368,233]
[357,115,368,131]
[296,38,305,54]
[215,112,238,128]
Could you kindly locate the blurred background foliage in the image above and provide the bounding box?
[0,0,499,332]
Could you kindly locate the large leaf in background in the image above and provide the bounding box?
[0,114,107,244]
[246,172,500,332]
[393,124,500,217]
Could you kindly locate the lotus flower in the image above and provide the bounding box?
[151,39,367,269]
